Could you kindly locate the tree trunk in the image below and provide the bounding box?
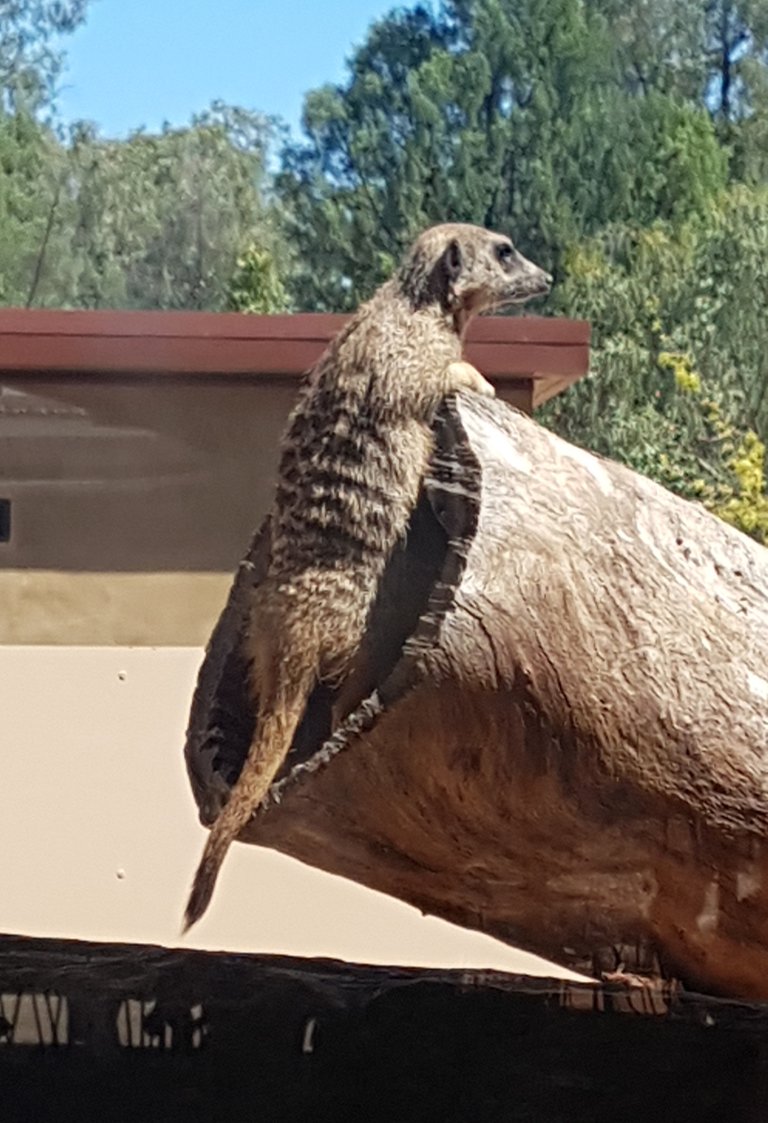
[185,393,768,1001]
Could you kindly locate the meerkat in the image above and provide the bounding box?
[183,223,551,930]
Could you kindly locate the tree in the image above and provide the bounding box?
[278,5,451,310]
[0,0,88,112]
[23,103,285,311]
[0,3,88,304]
[587,0,707,100]
[587,0,768,182]
[227,245,290,314]
[543,186,768,541]
[590,0,768,120]
[0,108,64,304]
[278,0,728,310]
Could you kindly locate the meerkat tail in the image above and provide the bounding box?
[182,687,313,932]
[182,830,230,934]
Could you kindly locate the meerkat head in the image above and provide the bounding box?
[398,223,552,328]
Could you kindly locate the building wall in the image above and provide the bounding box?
[0,376,295,644]
[0,374,532,645]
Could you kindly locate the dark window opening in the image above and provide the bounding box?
[0,500,10,543]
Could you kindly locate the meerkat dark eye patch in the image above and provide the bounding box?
[495,242,514,263]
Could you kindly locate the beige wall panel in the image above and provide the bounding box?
[0,570,230,645]
[0,644,582,978]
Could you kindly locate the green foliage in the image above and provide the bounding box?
[0,3,89,303]
[19,103,285,311]
[227,245,290,313]
[655,353,768,544]
[0,1,88,111]
[543,187,768,539]
[0,109,64,304]
[278,0,728,310]
[590,0,768,122]
[717,430,768,542]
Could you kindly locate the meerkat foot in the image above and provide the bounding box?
[445,359,495,398]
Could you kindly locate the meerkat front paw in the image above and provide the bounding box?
[445,360,496,398]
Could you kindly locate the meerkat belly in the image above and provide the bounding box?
[258,414,433,687]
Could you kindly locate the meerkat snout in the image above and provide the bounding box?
[499,243,553,301]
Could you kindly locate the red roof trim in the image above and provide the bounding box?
[0,308,590,387]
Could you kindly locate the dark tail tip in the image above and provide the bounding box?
[181,851,218,934]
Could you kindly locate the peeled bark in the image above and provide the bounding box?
[185,394,768,1001]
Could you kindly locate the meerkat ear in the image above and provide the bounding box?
[443,238,464,309]
[445,238,463,281]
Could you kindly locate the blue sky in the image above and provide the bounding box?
[56,0,404,140]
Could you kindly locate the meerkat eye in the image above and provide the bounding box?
[495,242,515,264]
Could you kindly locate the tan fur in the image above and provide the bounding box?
[183,223,551,930]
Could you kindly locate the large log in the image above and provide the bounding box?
[185,393,768,1001]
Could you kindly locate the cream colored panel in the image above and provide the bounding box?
[0,644,583,978]
[0,570,231,645]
